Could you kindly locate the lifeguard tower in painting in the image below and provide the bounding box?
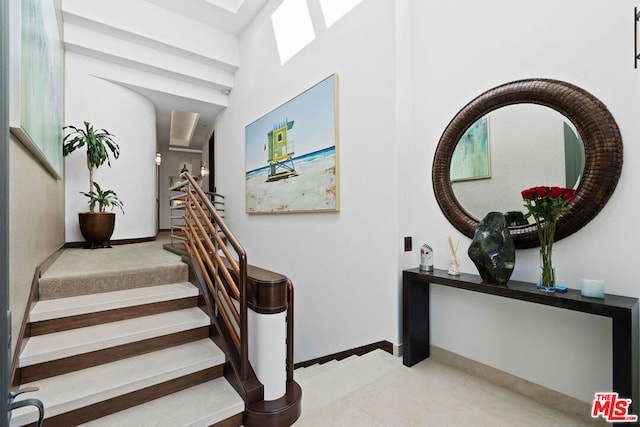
[266,119,298,182]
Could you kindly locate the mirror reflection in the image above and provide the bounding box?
[450,104,584,224]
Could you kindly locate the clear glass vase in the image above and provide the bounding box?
[538,247,555,292]
[448,255,460,276]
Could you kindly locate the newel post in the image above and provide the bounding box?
[246,269,290,400]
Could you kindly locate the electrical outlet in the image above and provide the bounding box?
[404,236,412,252]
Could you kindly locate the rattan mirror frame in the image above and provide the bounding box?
[432,79,623,249]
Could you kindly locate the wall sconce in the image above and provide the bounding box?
[200,165,208,177]
[155,152,162,166]
[636,7,640,68]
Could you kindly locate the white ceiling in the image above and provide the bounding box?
[142,0,270,151]
[62,0,270,153]
[145,0,270,35]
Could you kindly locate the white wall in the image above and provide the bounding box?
[410,0,640,403]
[64,52,157,242]
[214,0,638,404]
[215,0,401,362]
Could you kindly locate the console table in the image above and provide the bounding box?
[402,268,639,413]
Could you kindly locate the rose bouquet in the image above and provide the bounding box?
[521,186,576,291]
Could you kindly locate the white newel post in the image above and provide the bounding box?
[248,309,287,400]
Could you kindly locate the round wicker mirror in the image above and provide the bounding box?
[432,79,623,249]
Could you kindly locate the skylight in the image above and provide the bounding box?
[271,0,316,64]
[318,0,363,27]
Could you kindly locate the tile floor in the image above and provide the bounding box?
[293,351,601,427]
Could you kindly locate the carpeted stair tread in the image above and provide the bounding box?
[38,265,189,300]
[29,282,198,322]
[78,377,244,427]
[38,239,188,299]
[20,307,210,367]
[10,339,225,426]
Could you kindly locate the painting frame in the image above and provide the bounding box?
[450,116,491,182]
[245,74,340,214]
[9,0,64,179]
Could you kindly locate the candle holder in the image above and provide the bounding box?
[580,278,605,299]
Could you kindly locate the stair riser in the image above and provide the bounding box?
[29,297,199,336]
[18,327,210,384]
[39,265,188,300]
[20,366,223,427]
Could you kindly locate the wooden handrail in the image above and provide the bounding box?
[184,218,241,326]
[184,222,241,350]
[171,173,302,424]
[183,192,240,288]
[175,173,249,381]
[184,202,240,299]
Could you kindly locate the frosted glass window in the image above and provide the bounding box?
[318,0,363,27]
[271,0,316,64]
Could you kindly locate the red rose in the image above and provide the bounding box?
[535,186,549,197]
[549,186,562,199]
[521,188,537,200]
[561,189,576,201]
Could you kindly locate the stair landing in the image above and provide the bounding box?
[39,236,188,299]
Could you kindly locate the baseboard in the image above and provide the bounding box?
[294,341,394,369]
[64,235,158,248]
[429,345,601,424]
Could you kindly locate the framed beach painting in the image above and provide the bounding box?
[245,74,340,214]
[450,116,490,182]
[9,0,64,178]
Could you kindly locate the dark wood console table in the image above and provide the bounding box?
[402,268,639,413]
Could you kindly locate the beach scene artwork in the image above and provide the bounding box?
[245,75,339,214]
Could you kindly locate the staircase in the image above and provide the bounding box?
[10,174,301,426]
[9,245,244,426]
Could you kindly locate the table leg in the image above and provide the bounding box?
[403,275,430,367]
[612,305,639,417]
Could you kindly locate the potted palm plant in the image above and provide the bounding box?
[63,121,124,248]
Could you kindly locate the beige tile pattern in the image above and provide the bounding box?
[428,346,604,425]
[294,350,601,426]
